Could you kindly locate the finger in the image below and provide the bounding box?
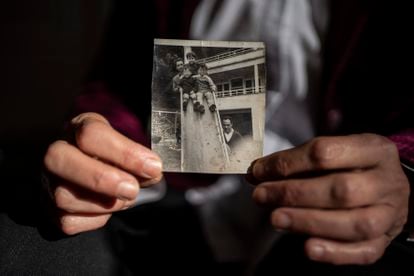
[54,183,137,214]
[253,171,383,209]
[248,134,398,183]
[45,140,139,201]
[305,236,390,265]
[71,112,110,126]
[59,212,111,235]
[270,205,395,241]
[72,113,163,181]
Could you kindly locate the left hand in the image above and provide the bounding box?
[247,134,410,265]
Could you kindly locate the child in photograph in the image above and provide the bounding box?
[177,64,197,111]
[185,51,200,75]
[194,63,217,113]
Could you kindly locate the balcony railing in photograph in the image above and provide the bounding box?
[216,86,266,98]
[196,48,257,64]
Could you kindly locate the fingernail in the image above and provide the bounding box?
[121,202,135,210]
[140,177,163,188]
[70,114,85,125]
[117,181,138,201]
[309,244,325,260]
[141,158,163,179]
[274,212,291,228]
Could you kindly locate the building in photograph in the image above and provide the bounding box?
[194,46,266,143]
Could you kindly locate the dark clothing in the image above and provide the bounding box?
[179,75,197,94]
[0,162,217,275]
[225,129,243,150]
[319,1,414,166]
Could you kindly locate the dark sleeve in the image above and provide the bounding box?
[232,131,243,145]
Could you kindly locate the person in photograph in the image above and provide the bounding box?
[177,64,197,111]
[186,51,200,75]
[172,58,185,94]
[171,57,186,109]
[194,63,217,113]
[222,115,243,151]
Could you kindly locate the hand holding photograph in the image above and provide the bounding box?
[151,39,266,173]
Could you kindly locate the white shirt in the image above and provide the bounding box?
[186,0,330,263]
[224,129,234,144]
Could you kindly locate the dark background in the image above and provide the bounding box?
[0,0,110,145]
[0,3,227,274]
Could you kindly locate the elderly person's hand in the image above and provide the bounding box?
[247,134,410,265]
[43,112,163,235]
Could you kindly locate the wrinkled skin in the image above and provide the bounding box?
[43,112,163,235]
[247,134,410,265]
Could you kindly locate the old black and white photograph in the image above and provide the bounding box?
[151,39,266,173]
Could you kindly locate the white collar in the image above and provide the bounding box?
[224,129,234,142]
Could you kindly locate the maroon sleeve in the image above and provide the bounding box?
[389,130,414,235]
[73,82,149,146]
[389,129,414,167]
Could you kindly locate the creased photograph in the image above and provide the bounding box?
[151,39,266,173]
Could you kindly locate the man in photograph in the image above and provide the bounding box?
[222,115,243,151]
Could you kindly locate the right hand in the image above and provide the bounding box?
[43,112,163,235]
